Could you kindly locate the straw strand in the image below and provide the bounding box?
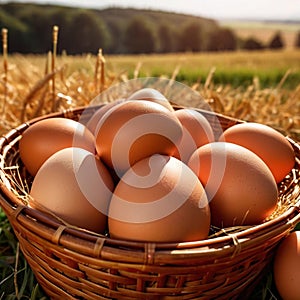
[2,28,8,114]
[51,25,59,111]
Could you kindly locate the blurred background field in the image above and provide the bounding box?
[106,50,300,88]
[2,49,299,139]
[219,20,300,49]
[0,1,300,299]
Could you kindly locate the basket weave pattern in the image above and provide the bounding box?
[0,105,299,299]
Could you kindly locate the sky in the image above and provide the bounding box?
[1,0,300,21]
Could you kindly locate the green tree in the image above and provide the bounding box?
[66,10,110,54]
[243,37,264,50]
[268,31,284,49]
[207,28,237,51]
[105,21,124,54]
[0,9,28,53]
[157,24,173,53]
[18,7,53,53]
[178,22,202,52]
[295,31,300,48]
[49,8,73,53]
[124,17,156,54]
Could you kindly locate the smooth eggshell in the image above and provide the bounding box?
[188,142,278,227]
[85,100,124,136]
[95,100,183,177]
[108,155,210,242]
[19,118,95,176]
[127,88,174,111]
[273,231,300,300]
[173,108,215,163]
[29,147,114,233]
[220,122,295,183]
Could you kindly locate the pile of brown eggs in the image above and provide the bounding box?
[19,88,296,243]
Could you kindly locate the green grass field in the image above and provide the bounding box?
[106,49,300,89]
[12,49,300,89]
[0,49,300,299]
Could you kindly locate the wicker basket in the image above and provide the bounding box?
[0,105,299,300]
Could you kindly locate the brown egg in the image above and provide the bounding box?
[108,154,210,242]
[188,142,278,227]
[273,231,300,300]
[220,122,295,183]
[127,88,174,111]
[173,108,215,163]
[85,100,124,136]
[29,147,114,233]
[95,100,183,177]
[19,118,95,176]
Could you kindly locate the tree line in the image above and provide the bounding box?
[0,3,299,55]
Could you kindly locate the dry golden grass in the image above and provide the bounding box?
[201,77,300,141]
[0,51,299,142]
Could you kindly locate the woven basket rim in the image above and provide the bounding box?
[0,105,299,257]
